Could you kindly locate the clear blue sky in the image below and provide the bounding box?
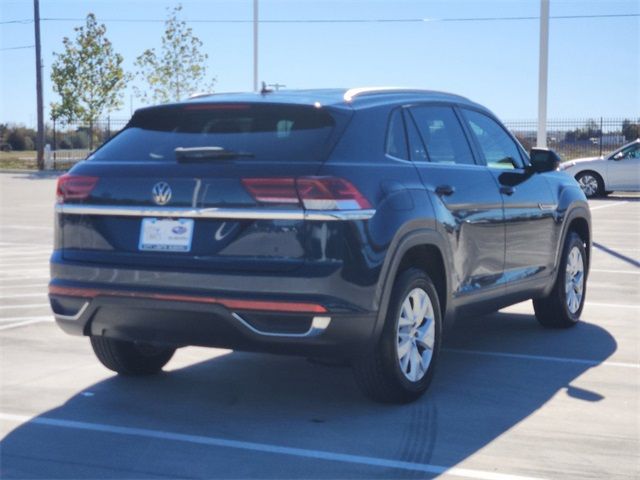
[1,0,638,126]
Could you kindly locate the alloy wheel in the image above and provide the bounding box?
[565,246,584,314]
[396,288,436,382]
[577,174,599,197]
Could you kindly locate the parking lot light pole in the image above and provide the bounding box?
[253,0,258,92]
[33,0,45,170]
[537,0,550,149]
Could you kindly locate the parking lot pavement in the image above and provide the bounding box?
[0,172,638,479]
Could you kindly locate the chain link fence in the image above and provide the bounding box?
[43,116,640,167]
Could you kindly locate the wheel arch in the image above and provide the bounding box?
[544,202,592,296]
[372,227,453,344]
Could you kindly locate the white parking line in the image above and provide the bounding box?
[589,201,629,211]
[0,269,49,275]
[590,269,640,275]
[0,276,49,282]
[0,317,53,330]
[0,242,50,247]
[585,301,639,310]
[0,412,542,480]
[444,348,638,369]
[0,303,50,310]
[0,292,47,300]
[0,262,48,268]
[2,225,52,230]
[0,283,48,290]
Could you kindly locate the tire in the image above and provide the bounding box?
[575,171,603,198]
[533,232,587,328]
[90,336,176,375]
[353,268,442,403]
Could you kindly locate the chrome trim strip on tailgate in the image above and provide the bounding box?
[55,204,376,221]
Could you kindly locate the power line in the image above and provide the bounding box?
[0,45,35,51]
[1,12,637,25]
[0,19,33,24]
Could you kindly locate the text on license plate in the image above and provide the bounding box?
[139,218,194,252]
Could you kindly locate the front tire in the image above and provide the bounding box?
[533,232,587,328]
[90,337,176,375]
[353,268,442,403]
[575,171,603,198]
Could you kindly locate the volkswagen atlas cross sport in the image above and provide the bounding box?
[50,88,591,403]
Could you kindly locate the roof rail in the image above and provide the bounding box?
[343,87,468,103]
[188,92,216,99]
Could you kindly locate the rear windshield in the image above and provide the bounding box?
[89,103,338,162]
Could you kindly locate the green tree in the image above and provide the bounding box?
[134,4,215,104]
[50,13,128,148]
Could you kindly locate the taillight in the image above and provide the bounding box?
[56,174,98,203]
[297,177,372,210]
[241,178,299,204]
[242,177,371,210]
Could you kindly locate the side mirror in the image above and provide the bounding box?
[529,148,561,173]
[612,152,624,161]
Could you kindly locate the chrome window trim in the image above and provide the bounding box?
[55,204,376,221]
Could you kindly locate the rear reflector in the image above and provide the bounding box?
[48,285,327,313]
[56,174,98,203]
[242,176,371,210]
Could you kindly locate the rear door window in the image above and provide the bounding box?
[408,106,476,165]
[89,103,338,163]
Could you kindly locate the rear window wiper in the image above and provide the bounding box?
[175,146,255,162]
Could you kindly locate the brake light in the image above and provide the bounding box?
[56,174,98,203]
[241,178,299,204]
[242,177,371,210]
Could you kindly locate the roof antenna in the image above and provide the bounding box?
[260,81,273,95]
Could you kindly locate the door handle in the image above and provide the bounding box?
[500,186,515,196]
[435,185,455,196]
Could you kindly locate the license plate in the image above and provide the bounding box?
[139,218,194,252]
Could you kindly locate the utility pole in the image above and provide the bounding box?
[33,0,45,170]
[537,0,550,149]
[253,0,258,92]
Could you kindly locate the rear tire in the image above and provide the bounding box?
[90,337,176,375]
[353,268,442,403]
[533,232,587,328]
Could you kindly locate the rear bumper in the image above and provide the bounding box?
[49,262,377,358]
[51,293,376,358]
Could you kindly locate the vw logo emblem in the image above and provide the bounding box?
[151,182,172,205]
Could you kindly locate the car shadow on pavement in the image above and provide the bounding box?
[0,311,617,479]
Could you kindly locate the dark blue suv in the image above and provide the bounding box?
[50,88,591,403]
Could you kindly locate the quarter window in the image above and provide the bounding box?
[408,106,475,165]
[385,109,409,159]
[462,109,524,169]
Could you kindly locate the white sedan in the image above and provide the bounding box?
[560,139,640,197]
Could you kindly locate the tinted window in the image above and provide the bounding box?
[89,104,337,163]
[462,109,524,169]
[386,109,409,159]
[406,114,429,162]
[409,106,475,165]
